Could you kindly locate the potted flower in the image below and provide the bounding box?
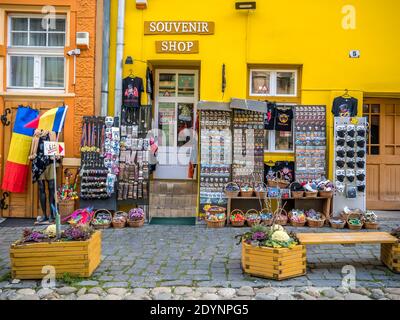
[10,225,101,279]
[128,208,145,228]
[237,224,306,280]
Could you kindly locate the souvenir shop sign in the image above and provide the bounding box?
[144,21,215,35]
[156,40,199,54]
[44,141,65,156]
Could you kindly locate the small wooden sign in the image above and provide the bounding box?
[156,40,199,54]
[145,21,214,35]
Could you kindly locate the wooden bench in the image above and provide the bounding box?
[297,232,400,273]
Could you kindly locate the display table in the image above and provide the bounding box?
[226,196,333,225]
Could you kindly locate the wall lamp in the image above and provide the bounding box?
[235,1,256,10]
[125,56,147,64]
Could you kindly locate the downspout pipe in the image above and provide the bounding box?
[100,0,110,116]
[114,0,125,117]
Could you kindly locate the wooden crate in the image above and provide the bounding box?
[10,231,102,279]
[241,242,306,280]
[381,243,400,273]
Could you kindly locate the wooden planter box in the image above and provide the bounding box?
[381,242,400,273]
[10,231,102,279]
[241,242,306,280]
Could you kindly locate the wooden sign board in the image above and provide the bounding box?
[145,21,214,35]
[156,40,199,54]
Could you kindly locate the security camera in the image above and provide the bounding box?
[67,49,81,56]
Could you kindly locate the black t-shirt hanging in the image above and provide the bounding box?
[264,102,276,130]
[275,107,293,131]
[332,96,358,117]
[123,77,144,108]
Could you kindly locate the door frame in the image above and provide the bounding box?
[363,97,400,210]
[153,68,199,179]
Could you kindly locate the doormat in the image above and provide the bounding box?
[0,218,36,228]
[149,217,196,225]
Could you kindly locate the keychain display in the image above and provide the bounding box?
[80,116,118,200]
[333,117,367,214]
[118,122,150,201]
[294,106,327,181]
[232,109,264,185]
[199,110,232,215]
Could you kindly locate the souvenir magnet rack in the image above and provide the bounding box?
[333,117,367,215]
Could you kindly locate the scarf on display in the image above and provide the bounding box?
[1,106,39,193]
[29,130,56,183]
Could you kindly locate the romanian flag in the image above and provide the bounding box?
[24,106,68,132]
[1,106,39,193]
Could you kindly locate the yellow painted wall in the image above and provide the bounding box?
[108,0,400,178]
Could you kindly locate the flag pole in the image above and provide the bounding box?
[54,106,68,239]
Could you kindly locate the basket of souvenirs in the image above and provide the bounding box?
[304,182,319,198]
[288,209,306,227]
[230,209,246,227]
[245,209,261,227]
[206,213,226,228]
[306,209,326,228]
[340,207,364,221]
[240,184,254,197]
[346,212,364,230]
[91,209,112,229]
[363,211,379,230]
[289,182,304,198]
[112,211,127,228]
[63,207,94,226]
[267,172,290,189]
[127,208,145,228]
[224,182,240,198]
[317,180,335,198]
[259,209,273,226]
[254,182,268,199]
[58,170,79,223]
[274,208,288,226]
[329,217,347,229]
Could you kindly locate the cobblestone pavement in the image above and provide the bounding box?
[0,212,399,300]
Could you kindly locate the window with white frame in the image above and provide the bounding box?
[7,15,66,90]
[264,104,295,152]
[250,69,297,97]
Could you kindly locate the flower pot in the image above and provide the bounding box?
[9,231,102,279]
[241,242,306,280]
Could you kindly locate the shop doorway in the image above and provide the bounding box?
[154,69,198,180]
[363,98,400,210]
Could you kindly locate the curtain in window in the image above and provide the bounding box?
[11,56,34,87]
[43,57,64,87]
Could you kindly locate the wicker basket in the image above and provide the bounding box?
[319,190,333,198]
[304,191,318,198]
[346,212,364,230]
[224,182,240,198]
[112,211,127,228]
[240,185,254,197]
[340,208,363,221]
[329,218,346,229]
[127,218,145,228]
[91,209,112,229]
[259,208,273,226]
[230,209,245,227]
[291,191,304,198]
[288,211,306,227]
[58,199,75,224]
[245,209,261,227]
[206,206,227,215]
[206,218,226,228]
[364,221,379,230]
[254,182,268,199]
[307,217,326,228]
[274,208,288,226]
[267,172,290,189]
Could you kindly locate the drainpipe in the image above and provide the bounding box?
[114,0,125,117]
[100,0,110,116]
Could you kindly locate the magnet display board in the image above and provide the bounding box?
[333,117,367,215]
